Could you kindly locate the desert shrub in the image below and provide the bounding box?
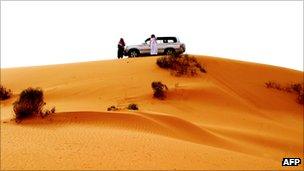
[0,85,12,100]
[298,91,304,104]
[127,103,139,110]
[290,83,303,94]
[156,56,174,69]
[265,81,274,88]
[151,81,168,99]
[265,81,282,90]
[42,107,56,118]
[172,55,206,76]
[156,54,206,76]
[265,81,304,105]
[50,107,56,113]
[282,86,292,93]
[13,87,45,120]
[107,105,119,111]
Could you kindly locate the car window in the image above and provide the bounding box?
[157,40,163,44]
[145,37,177,44]
[167,39,175,43]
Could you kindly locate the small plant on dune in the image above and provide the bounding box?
[290,83,303,94]
[156,56,175,69]
[107,105,119,111]
[13,87,45,120]
[173,55,206,76]
[156,54,206,76]
[51,107,56,113]
[0,85,12,101]
[127,103,139,110]
[297,91,304,104]
[265,81,282,90]
[265,81,304,105]
[42,107,56,118]
[13,87,55,121]
[151,81,168,100]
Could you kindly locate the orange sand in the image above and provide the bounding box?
[1,55,303,170]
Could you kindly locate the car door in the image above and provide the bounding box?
[141,38,151,55]
[156,39,165,54]
[166,38,177,50]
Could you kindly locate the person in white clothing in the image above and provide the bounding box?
[150,34,158,55]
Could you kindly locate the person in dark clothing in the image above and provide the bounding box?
[117,38,125,59]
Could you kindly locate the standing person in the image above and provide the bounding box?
[117,38,125,59]
[150,34,158,56]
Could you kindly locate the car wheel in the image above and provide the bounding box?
[165,48,175,56]
[128,50,139,58]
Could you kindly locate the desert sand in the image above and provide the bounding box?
[0,55,303,170]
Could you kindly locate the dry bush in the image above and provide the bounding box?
[156,54,206,76]
[265,81,282,90]
[42,107,56,118]
[298,91,304,104]
[173,55,206,76]
[107,105,119,111]
[151,81,168,100]
[0,85,12,100]
[290,83,303,94]
[156,56,174,69]
[127,103,139,110]
[51,107,56,113]
[265,81,304,105]
[13,87,45,120]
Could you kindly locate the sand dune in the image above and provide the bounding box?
[1,55,303,170]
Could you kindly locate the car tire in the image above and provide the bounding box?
[128,49,139,58]
[165,48,175,56]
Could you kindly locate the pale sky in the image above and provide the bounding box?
[1,1,303,71]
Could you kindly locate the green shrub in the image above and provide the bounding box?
[0,85,12,100]
[127,103,139,110]
[151,81,168,100]
[156,54,206,76]
[13,87,45,120]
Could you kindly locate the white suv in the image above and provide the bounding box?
[124,36,186,57]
